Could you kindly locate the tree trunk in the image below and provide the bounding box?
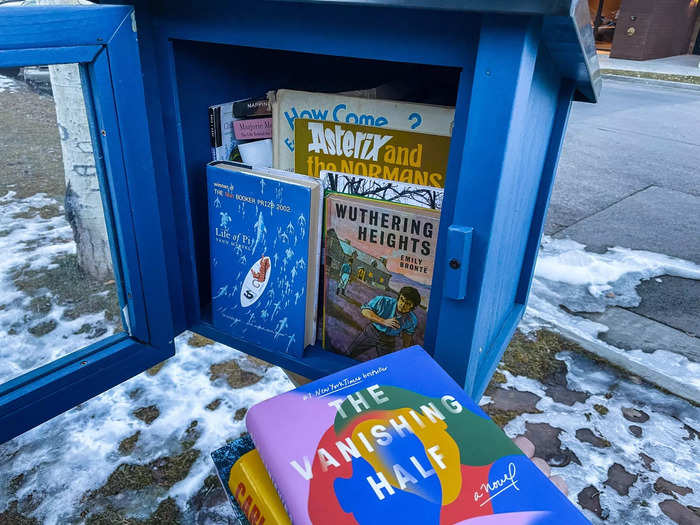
[50,63,114,281]
[39,0,113,281]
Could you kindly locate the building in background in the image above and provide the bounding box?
[589,0,700,60]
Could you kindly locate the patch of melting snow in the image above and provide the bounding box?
[0,334,292,524]
[515,236,700,522]
[0,74,20,93]
[0,191,293,523]
[522,236,700,389]
[0,192,92,383]
[532,236,700,313]
[500,350,700,525]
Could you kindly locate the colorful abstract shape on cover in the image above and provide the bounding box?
[246,347,590,525]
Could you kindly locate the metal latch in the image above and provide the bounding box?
[122,305,132,336]
[443,225,473,300]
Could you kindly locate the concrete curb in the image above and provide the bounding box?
[555,326,700,405]
[602,73,700,92]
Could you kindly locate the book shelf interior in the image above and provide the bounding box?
[170,39,462,376]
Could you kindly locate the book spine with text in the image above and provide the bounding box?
[209,105,222,161]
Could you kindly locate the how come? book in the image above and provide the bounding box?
[246,347,590,525]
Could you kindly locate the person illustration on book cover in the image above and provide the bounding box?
[336,258,353,296]
[251,254,270,286]
[347,286,421,359]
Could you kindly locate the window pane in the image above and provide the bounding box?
[0,64,124,384]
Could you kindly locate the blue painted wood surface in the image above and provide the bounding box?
[119,0,583,394]
[0,46,100,67]
[0,0,590,437]
[432,15,541,391]
[0,335,169,443]
[0,5,176,442]
[443,226,474,301]
[0,6,132,48]
[89,48,149,342]
[102,11,176,348]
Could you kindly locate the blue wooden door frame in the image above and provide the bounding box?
[0,5,175,443]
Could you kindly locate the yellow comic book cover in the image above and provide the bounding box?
[294,118,451,188]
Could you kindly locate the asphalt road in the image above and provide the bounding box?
[549,77,700,238]
[546,77,700,356]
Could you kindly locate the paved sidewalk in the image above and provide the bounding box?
[598,53,700,85]
[543,76,700,401]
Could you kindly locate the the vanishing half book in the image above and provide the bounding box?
[207,161,322,356]
[245,346,590,525]
[322,193,439,361]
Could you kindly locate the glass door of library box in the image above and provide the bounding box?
[1,1,595,442]
[0,5,177,442]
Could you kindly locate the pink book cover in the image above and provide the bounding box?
[233,117,272,140]
[245,346,590,525]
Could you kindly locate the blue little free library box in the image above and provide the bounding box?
[0,0,600,441]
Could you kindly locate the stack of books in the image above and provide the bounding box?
[209,96,273,167]
[207,89,588,523]
[207,89,452,362]
[211,347,590,524]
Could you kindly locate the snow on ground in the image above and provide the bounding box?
[0,188,292,523]
[1,334,291,524]
[0,74,20,94]
[522,236,700,389]
[0,191,99,383]
[0,183,698,523]
[493,351,700,524]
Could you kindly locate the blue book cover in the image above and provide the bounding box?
[211,435,254,525]
[207,162,321,356]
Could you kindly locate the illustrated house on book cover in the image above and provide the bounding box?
[323,193,439,361]
[245,346,590,525]
[326,229,392,290]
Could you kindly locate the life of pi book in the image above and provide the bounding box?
[246,347,590,525]
[207,161,321,356]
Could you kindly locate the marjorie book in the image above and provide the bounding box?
[211,434,290,525]
[322,192,439,361]
[209,96,273,166]
[246,346,590,525]
[207,161,322,356]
